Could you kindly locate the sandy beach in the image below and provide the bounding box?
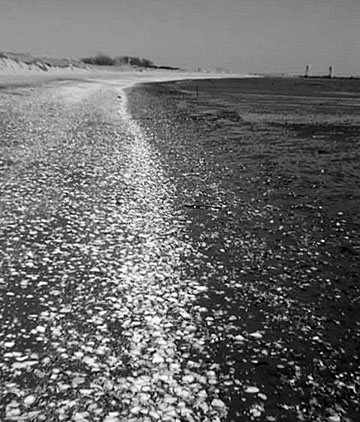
[1,0,359,418]
[0,56,252,89]
[128,77,360,421]
[0,68,252,422]
[1,67,359,422]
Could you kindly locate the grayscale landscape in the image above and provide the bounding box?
[1,1,359,421]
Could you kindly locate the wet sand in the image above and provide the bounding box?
[0,73,249,422]
[0,73,359,421]
[128,77,360,421]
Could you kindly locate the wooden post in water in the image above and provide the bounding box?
[305,64,311,78]
[196,85,199,99]
[328,66,334,79]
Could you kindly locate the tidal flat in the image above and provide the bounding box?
[0,75,359,422]
[128,76,360,421]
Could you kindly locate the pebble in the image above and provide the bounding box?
[244,386,260,394]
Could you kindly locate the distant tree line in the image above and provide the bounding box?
[81,54,116,66]
[81,54,179,70]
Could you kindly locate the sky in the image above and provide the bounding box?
[0,0,359,75]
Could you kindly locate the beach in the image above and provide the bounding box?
[0,71,359,421]
[128,77,360,421]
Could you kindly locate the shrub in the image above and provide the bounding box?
[81,54,161,68]
[113,56,156,68]
[81,54,115,66]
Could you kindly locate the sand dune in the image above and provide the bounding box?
[0,51,87,73]
[0,52,90,87]
[0,51,255,88]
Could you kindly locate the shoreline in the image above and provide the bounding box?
[1,71,359,421]
[126,79,360,420]
[0,67,257,90]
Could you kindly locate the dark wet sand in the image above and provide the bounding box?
[128,77,360,422]
[0,75,359,421]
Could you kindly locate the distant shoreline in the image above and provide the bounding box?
[0,68,257,91]
[0,51,262,90]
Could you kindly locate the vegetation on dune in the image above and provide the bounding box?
[0,51,180,71]
[81,54,115,66]
[0,51,86,69]
[81,53,155,67]
[81,53,180,70]
[115,56,156,67]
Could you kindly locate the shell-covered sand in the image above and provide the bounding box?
[0,72,250,422]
